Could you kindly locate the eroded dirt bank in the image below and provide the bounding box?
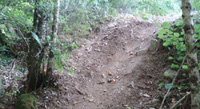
[38,17,172,109]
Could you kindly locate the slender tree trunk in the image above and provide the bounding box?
[44,0,60,86]
[181,0,200,108]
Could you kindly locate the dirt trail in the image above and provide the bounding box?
[38,17,173,109]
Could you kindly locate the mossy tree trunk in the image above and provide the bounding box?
[181,0,200,108]
[26,0,60,92]
[26,0,48,92]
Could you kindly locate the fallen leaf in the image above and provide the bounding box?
[172,98,176,104]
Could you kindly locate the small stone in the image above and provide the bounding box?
[108,71,112,76]
[52,91,57,96]
[111,79,116,84]
[94,48,101,52]
[81,45,85,48]
[143,94,151,98]
[101,74,106,78]
[116,76,119,79]
[108,79,116,84]
[108,79,112,83]
[98,81,105,84]
[73,101,78,104]
[145,99,160,105]
[88,98,94,102]
[148,39,158,51]
[135,49,146,56]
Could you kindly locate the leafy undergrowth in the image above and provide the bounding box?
[157,19,200,108]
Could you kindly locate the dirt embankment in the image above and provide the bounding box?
[38,17,171,109]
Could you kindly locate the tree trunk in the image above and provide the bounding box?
[45,0,60,86]
[26,0,60,91]
[181,0,200,108]
[26,0,48,92]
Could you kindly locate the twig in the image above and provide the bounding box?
[9,60,16,73]
[170,92,191,109]
[159,55,187,109]
[182,91,190,108]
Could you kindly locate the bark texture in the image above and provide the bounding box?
[45,0,60,86]
[26,0,49,92]
[181,0,200,108]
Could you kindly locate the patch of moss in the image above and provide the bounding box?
[15,94,38,109]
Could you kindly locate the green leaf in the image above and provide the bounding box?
[31,32,43,48]
[67,70,74,76]
[126,107,131,109]
[168,30,173,34]
[158,34,164,39]
[158,83,164,88]
[196,43,200,47]
[181,30,185,35]
[171,64,179,69]
[172,41,178,45]
[177,56,184,61]
[168,56,174,60]
[46,35,51,41]
[177,85,188,89]
[176,20,183,26]
[158,28,168,35]
[142,16,149,20]
[178,38,184,41]
[174,33,180,37]
[164,73,171,77]
[163,42,170,46]
[15,76,20,80]
[182,65,188,70]
[162,22,170,28]
[165,83,173,89]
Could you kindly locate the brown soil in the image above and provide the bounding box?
[36,17,175,109]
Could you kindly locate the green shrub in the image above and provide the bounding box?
[15,94,38,109]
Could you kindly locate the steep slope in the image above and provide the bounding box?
[38,17,172,109]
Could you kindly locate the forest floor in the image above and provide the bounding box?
[36,15,179,109]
